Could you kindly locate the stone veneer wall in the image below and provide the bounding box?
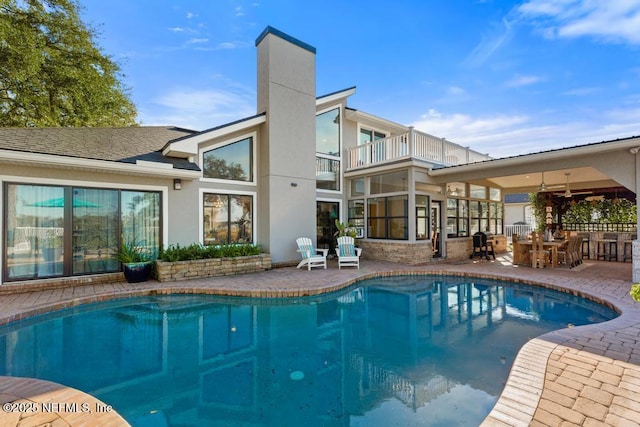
[155,254,272,282]
[446,235,508,261]
[0,272,124,295]
[359,241,433,265]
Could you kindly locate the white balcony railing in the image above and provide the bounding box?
[346,127,490,170]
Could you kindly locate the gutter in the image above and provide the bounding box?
[0,150,201,180]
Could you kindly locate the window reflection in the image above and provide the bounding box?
[5,184,65,280]
[72,188,119,274]
[203,194,253,244]
[3,184,162,282]
[203,137,253,182]
[316,108,340,156]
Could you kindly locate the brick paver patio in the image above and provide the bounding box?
[0,255,638,426]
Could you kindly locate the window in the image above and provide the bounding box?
[469,200,504,235]
[350,178,364,197]
[203,137,253,182]
[203,193,253,245]
[490,187,501,201]
[447,198,469,238]
[416,195,429,240]
[73,188,119,275]
[370,171,408,194]
[348,199,364,238]
[316,157,340,191]
[469,184,486,199]
[316,108,340,156]
[316,108,341,191]
[121,190,161,261]
[3,183,161,282]
[359,128,386,145]
[367,196,408,240]
[447,182,467,197]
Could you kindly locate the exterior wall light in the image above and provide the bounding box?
[173,179,182,190]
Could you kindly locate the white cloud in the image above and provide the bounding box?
[561,87,601,96]
[139,87,255,130]
[448,86,466,95]
[187,38,208,44]
[464,17,514,67]
[518,0,640,45]
[506,74,544,87]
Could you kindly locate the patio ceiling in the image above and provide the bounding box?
[471,167,616,194]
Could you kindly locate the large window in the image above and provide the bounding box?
[370,171,408,194]
[203,193,253,245]
[447,198,469,238]
[73,188,119,275]
[316,108,341,191]
[368,196,408,240]
[4,183,161,282]
[469,201,503,235]
[316,108,340,156]
[203,137,253,182]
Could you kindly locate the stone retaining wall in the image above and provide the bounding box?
[155,254,272,282]
[359,241,433,265]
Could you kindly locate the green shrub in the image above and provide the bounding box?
[631,284,640,302]
[158,243,262,262]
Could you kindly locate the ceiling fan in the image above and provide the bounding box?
[539,171,565,191]
[551,172,592,197]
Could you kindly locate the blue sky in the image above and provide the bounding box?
[80,0,640,158]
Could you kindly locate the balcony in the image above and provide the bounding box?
[346,127,490,171]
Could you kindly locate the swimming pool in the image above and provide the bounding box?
[0,275,617,426]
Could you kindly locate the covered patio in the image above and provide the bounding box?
[429,135,640,279]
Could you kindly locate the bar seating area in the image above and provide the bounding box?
[511,230,614,269]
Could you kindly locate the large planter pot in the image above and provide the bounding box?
[123,262,152,283]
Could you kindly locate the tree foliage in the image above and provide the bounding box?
[0,0,137,127]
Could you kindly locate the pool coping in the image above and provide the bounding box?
[0,259,638,426]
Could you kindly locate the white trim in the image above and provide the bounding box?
[316,196,343,221]
[0,175,169,284]
[0,149,200,179]
[164,115,266,157]
[357,124,389,145]
[346,109,409,134]
[198,188,258,246]
[199,131,258,186]
[316,88,356,107]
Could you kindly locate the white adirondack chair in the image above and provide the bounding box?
[335,236,362,269]
[295,237,328,270]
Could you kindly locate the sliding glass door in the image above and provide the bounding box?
[3,183,162,282]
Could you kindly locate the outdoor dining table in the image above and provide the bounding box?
[516,239,567,268]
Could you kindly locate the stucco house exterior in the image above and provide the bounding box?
[1,26,639,285]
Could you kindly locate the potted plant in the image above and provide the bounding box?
[334,220,357,239]
[117,240,153,283]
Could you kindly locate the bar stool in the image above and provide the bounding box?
[577,232,590,259]
[596,233,618,261]
[623,234,636,262]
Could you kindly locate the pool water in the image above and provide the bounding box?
[0,275,617,426]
